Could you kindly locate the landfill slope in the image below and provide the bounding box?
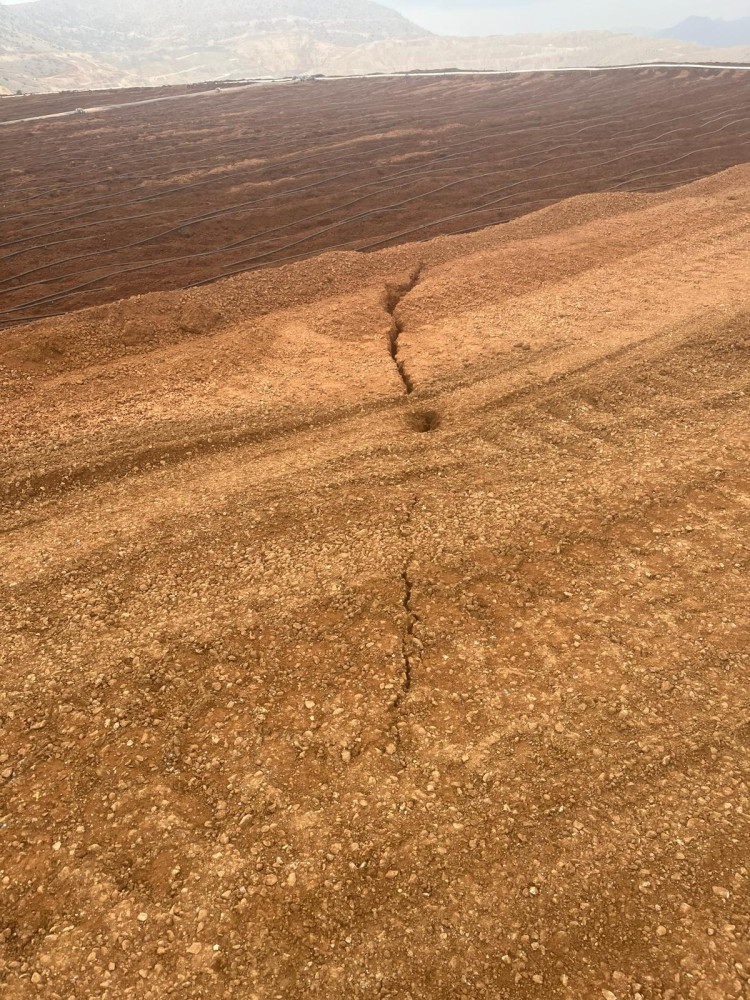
[0,165,749,999]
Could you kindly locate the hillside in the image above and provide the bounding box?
[310,29,750,75]
[3,0,428,46]
[1,162,749,998]
[1,0,749,94]
[0,0,428,92]
[2,69,748,327]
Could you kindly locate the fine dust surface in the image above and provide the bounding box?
[1,165,749,999]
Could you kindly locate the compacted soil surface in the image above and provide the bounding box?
[0,165,749,999]
[1,68,749,327]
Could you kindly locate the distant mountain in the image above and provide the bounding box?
[2,0,429,48]
[0,0,429,92]
[656,16,750,47]
[1,1,750,95]
[309,30,750,77]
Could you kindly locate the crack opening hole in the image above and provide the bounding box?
[408,409,442,433]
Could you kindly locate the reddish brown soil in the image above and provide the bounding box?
[1,165,749,998]
[1,68,748,328]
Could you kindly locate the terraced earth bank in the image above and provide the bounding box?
[1,162,749,998]
[1,67,749,327]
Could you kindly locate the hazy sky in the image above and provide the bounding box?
[387,1,749,35]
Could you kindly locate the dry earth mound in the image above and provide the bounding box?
[1,165,749,998]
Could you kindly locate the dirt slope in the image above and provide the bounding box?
[1,165,749,998]
[2,69,748,328]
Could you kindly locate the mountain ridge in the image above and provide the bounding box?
[2,0,429,47]
[657,15,750,47]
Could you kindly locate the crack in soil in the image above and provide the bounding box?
[382,270,428,760]
[385,263,424,396]
[393,496,421,711]
[388,497,422,770]
[399,563,419,697]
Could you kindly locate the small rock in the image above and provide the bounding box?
[263,874,278,886]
